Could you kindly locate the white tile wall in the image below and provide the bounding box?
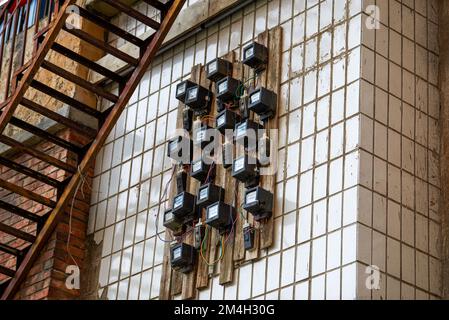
[87,0,441,300]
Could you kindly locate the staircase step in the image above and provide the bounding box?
[41,60,119,102]
[62,25,139,66]
[0,223,36,243]
[20,98,97,139]
[0,135,77,174]
[51,42,125,84]
[8,116,83,154]
[101,0,161,30]
[0,266,15,278]
[142,0,168,12]
[30,80,102,119]
[0,179,57,208]
[0,243,21,257]
[76,5,145,47]
[0,156,62,189]
[0,200,43,223]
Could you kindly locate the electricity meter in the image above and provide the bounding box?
[170,243,195,274]
[176,80,196,103]
[185,85,212,111]
[196,183,225,209]
[216,76,241,103]
[216,109,240,136]
[206,58,232,82]
[248,87,277,121]
[231,154,259,188]
[172,192,197,224]
[242,42,268,71]
[205,201,236,235]
[243,186,273,221]
[190,158,215,182]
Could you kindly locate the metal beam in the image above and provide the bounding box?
[0,0,187,300]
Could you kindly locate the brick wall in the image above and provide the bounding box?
[0,128,93,300]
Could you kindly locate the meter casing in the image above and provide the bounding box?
[176,80,196,103]
[243,186,273,221]
[167,136,193,163]
[206,58,232,82]
[163,209,183,233]
[216,76,241,103]
[205,201,236,235]
[196,183,225,209]
[242,42,268,71]
[248,87,277,121]
[170,243,195,274]
[185,85,212,111]
[172,192,197,224]
[216,109,240,136]
[190,158,215,182]
[231,154,259,188]
[234,119,260,151]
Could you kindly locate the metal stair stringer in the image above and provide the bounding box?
[0,0,186,300]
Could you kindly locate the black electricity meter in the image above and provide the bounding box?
[167,136,192,163]
[243,186,273,221]
[190,158,215,182]
[206,58,232,82]
[231,154,259,188]
[172,192,197,224]
[216,77,241,103]
[248,87,277,121]
[185,85,212,111]
[205,201,236,235]
[176,80,196,103]
[163,209,184,233]
[196,183,225,209]
[193,124,214,149]
[234,119,260,151]
[242,42,268,71]
[216,109,240,135]
[170,242,195,274]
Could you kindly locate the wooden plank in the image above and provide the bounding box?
[259,27,282,249]
[219,52,239,285]
[195,56,220,290]
[1,0,187,300]
[159,66,195,300]
[181,65,201,300]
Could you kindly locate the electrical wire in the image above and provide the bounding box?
[200,225,225,266]
[154,165,177,243]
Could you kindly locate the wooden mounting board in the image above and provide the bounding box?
[159,26,282,299]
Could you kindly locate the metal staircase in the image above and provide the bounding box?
[0,0,185,299]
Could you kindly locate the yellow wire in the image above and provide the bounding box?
[200,226,225,266]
